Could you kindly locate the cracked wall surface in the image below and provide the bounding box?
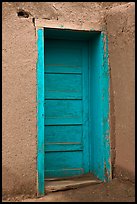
[2,2,135,198]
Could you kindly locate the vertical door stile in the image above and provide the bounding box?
[37,28,45,196]
[82,42,90,173]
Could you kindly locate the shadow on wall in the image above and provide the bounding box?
[114,165,135,182]
[2,166,37,198]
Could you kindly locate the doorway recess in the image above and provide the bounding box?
[37,26,111,196]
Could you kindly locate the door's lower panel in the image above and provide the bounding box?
[44,168,84,178]
[44,151,84,178]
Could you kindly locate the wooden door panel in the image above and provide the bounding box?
[44,39,89,178]
[44,100,82,125]
[44,125,82,143]
[45,151,83,169]
[44,73,82,99]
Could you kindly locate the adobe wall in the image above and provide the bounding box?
[2,3,37,198]
[2,2,135,198]
[106,3,135,181]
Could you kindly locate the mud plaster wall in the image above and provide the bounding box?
[2,4,37,198]
[2,2,134,197]
[106,3,135,181]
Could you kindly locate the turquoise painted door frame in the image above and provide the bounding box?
[37,28,111,196]
[88,33,111,181]
[37,28,45,196]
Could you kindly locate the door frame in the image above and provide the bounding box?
[37,28,45,196]
[36,24,111,196]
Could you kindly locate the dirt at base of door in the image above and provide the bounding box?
[3,178,135,202]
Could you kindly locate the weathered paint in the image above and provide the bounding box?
[37,28,45,196]
[90,28,94,31]
[88,32,111,181]
[89,33,104,179]
[44,39,90,178]
[37,28,111,194]
[101,32,111,181]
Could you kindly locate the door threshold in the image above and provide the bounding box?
[45,173,102,193]
[45,173,92,181]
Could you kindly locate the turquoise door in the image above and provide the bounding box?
[44,39,89,178]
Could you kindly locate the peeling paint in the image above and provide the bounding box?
[101,32,111,182]
[59,25,64,28]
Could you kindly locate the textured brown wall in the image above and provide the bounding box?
[106,3,135,181]
[2,3,37,197]
[2,2,134,198]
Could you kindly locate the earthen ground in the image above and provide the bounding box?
[3,178,135,202]
[45,174,102,192]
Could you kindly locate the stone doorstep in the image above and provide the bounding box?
[45,175,102,193]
